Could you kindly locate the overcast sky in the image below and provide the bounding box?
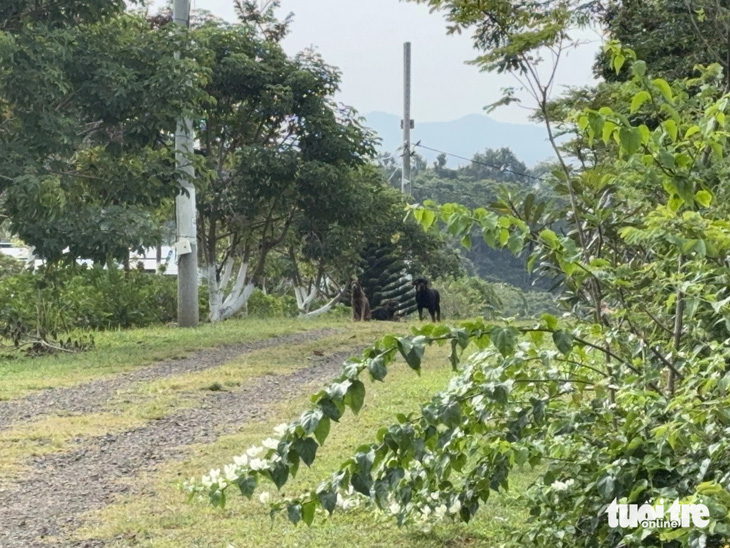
[163,0,602,125]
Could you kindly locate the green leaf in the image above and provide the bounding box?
[597,475,616,500]
[345,380,366,414]
[461,233,472,249]
[313,415,331,445]
[236,475,257,499]
[421,209,436,230]
[696,190,713,207]
[490,326,519,357]
[318,489,337,515]
[397,336,426,371]
[663,119,678,141]
[270,461,289,490]
[300,410,321,435]
[619,126,641,156]
[630,91,651,114]
[541,313,558,331]
[287,502,302,525]
[439,401,462,427]
[367,356,387,381]
[540,229,560,248]
[638,124,651,144]
[652,78,673,102]
[685,125,701,139]
[552,330,574,355]
[293,437,318,467]
[318,397,342,422]
[613,53,625,74]
[301,500,316,526]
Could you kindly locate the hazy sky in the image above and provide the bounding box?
[169,0,603,125]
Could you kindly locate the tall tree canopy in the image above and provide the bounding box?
[0,1,207,263]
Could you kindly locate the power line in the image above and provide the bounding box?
[412,143,543,182]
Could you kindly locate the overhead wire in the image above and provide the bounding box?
[411,142,544,182]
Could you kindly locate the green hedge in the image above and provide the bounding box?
[0,266,208,344]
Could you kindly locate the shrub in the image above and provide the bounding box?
[0,266,208,349]
[0,254,25,280]
[434,276,502,319]
[246,289,298,318]
[433,276,559,320]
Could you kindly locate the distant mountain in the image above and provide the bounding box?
[364,111,554,168]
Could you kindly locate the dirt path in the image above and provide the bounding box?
[0,329,338,431]
[0,342,356,548]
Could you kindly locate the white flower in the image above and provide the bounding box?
[565,479,575,488]
[201,474,213,488]
[336,493,345,508]
[434,504,448,519]
[246,446,264,458]
[259,491,271,504]
[421,505,432,516]
[448,499,461,515]
[389,502,401,514]
[249,458,267,471]
[430,491,439,501]
[224,464,239,482]
[233,454,249,467]
[273,423,289,437]
[262,437,280,450]
[551,480,568,492]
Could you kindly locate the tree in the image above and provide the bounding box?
[596,0,730,89]
[0,3,206,264]
[192,10,376,321]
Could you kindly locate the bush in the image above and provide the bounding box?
[0,254,25,280]
[246,289,298,317]
[0,266,209,347]
[433,276,559,320]
[434,276,502,319]
[493,283,560,318]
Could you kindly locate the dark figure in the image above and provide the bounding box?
[351,279,371,321]
[412,277,441,322]
[371,300,400,322]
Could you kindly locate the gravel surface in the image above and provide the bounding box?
[0,344,357,548]
[0,329,338,431]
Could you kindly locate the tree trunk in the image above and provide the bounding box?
[299,288,346,319]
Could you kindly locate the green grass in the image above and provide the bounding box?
[0,316,345,401]
[75,341,537,548]
[0,321,405,481]
[1,315,536,546]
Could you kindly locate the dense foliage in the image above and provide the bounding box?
[187,2,730,547]
[0,2,206,264]
[0,267,194,351]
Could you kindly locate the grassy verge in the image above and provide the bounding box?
[0,316,369,401]
[0,321,406,481]
[76,344,536,547]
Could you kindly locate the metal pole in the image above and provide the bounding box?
[402,42,412,195]
[173,0,199,327]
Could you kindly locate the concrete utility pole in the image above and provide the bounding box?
[401,42,413,195]
[173,0,199,327]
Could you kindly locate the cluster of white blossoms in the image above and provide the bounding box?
[384,490,462,526]
[335,485,365,511]
[550,478,575,492]
[197,423,291,492]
